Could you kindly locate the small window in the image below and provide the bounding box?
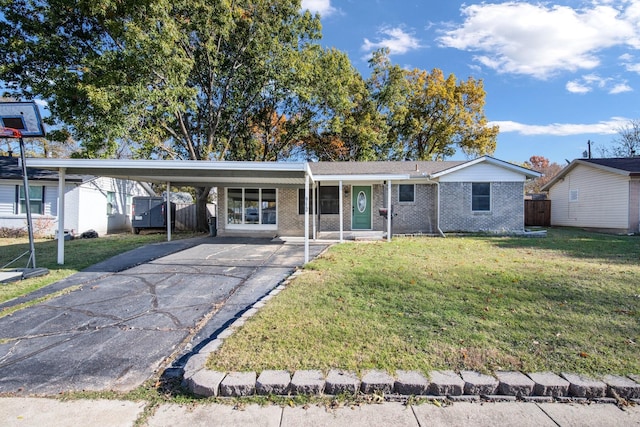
[18,185,45,215]
[569,189,578,202]
[106,191,116,215]
[398,184,415,202]
[472,183,491,211]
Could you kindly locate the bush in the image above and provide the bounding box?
[0,227,27,238]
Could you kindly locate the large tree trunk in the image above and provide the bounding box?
[195,186,212,232]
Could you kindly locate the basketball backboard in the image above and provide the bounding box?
[0,101,46,138]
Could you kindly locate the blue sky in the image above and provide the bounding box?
[301,0,640,165]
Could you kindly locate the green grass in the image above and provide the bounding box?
[0,231,205,306]
[208,228,640,376]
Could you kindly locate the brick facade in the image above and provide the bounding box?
[217,181,525,237]
[439,182,525,233]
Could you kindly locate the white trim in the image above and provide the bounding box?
[25,158,308,172]
[226,224,278,231]
[430,156,541,179]
[313,174,410,182]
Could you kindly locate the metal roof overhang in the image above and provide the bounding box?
[23,158,310,187]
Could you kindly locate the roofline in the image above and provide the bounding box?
[541,159,635,191]
[429,155,541,179]
[23,158,308,172]
[312,174,412,182]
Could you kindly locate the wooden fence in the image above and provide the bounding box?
[174,203,196,230]
[524,200,551,227]
[174,203,216,231]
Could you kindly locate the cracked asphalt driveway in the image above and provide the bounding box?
[0,237,327,395]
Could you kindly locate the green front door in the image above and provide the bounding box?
[352,186,372,230]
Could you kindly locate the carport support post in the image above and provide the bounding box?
[312,182,317,240]
[166,181,172,242]
[304,173,309,264]
[57,168,66,265]
[339,180,344,243]
[387,179,392,242]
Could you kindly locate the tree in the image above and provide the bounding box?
[1,0,346,230]
[523,155,563,194]
[603,119,640,158]
[367,49,498,161]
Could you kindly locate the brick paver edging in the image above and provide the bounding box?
[177,272,640,402]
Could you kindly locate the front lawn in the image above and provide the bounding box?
[208,228,640,376]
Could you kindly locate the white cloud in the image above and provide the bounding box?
[490,117,629,136]
[566,74,632,94]
[362,27,421,56]
[609,82,633,93]
[566,80,592,94]
[301,0,336,17]
[439,2,637,79]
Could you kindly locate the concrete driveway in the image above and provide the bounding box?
[0,237,328,395]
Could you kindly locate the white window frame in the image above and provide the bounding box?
[569,189,579,202]
[398,184,415,203]
[471,182,491,212]
[106,191,116,215]
[17,185,45,215]
[226,188,278,230]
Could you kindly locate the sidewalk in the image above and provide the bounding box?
[1,397,639,427]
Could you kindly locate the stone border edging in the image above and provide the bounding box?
[177,271,640,403]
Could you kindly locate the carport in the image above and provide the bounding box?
[23,159,312,264]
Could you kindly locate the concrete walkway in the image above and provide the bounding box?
[0,397,639,427]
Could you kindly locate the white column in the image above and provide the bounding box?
[339,180,344,243]
[387,180,392,241]
[57,168,66,264]
[304,173,309,263]
[312,182,317,240]
[166,181,172,242]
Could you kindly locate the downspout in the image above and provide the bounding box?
[424,174,445,237]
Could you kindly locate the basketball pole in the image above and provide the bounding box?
[18,132,37,269]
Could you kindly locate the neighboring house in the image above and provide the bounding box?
[0,155,152,236]
[541,158,640,234]
[217,156,540,238]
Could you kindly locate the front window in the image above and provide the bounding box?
[18,185,44,215]
[227,188,277,226]
[319,186,339,214]
[472,183,491,211]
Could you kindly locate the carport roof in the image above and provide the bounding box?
[23,158,311,187]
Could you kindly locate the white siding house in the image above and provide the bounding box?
[0,156,152,236]
[542,158,640,234]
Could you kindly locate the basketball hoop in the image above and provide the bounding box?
[0,126,22,138]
